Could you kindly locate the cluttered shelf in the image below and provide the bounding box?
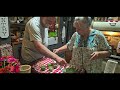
[10,23,25,43]
[9,17,32,30]
[10,23,25,27]
[10,23,25,59]
[10,23,25,31]
[12,41,22,45]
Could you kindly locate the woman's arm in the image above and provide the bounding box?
[90,30,112,60]
[53,32,77,54]
[53,44,68,54]
[90,51,111,60]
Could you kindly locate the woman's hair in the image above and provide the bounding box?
[74,17,92,27]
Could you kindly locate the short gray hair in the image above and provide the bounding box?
[74,17,92,27]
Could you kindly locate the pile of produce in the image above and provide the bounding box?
[40,63,58,72]
[62,65,85,73]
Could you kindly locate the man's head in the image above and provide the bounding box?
[41,17,55,28]
[73,17,92,35]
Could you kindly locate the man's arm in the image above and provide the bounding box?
[33,40,67,65]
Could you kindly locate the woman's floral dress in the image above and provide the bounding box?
[67,29,112,73]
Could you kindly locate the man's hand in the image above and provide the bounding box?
[56,57,67,66]
[90,51,100,60]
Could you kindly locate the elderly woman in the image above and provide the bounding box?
[53,17,112,73]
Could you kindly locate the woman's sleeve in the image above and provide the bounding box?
[97,31,112,54]
[66,32,76,51]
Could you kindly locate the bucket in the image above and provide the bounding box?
[20,65,31,73]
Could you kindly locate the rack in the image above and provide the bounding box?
[9,17,32,59]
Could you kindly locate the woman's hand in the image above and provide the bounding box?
[90,51,100,60]
[53,49,59,54]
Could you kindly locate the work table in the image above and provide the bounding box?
[109,55,120,61]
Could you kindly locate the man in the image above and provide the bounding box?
[21,17,67,66]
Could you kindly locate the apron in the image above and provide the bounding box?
[70,46,103,73]
[69,35,103,73]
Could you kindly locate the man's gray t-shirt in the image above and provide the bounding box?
[21,17,47,64]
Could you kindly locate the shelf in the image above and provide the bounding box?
[92,21,120,31]
[10,23,25,28]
